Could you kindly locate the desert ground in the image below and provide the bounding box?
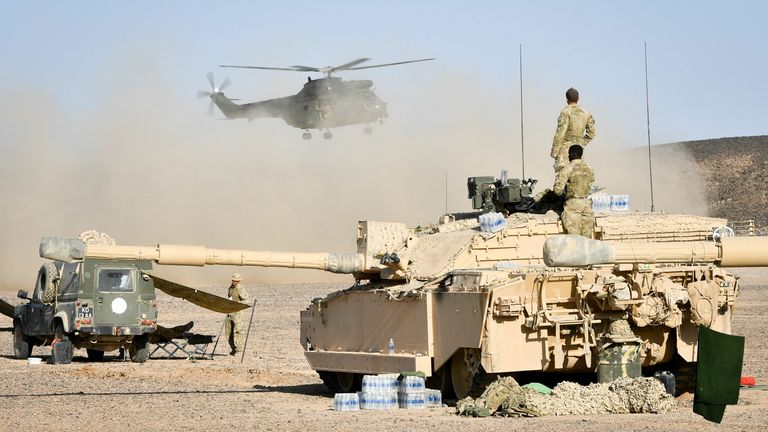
[1,271,766,432]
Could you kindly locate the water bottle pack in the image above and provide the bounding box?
[479,212,507,233]
[399,375,425,393]
[610,194,630,212]
[361,374,398,392]
[359,390,398,410]
[425,389,442,407]
[591,194,610,212]
[591,194,630,212]
[333,392,360,411]
[398,391,425,409]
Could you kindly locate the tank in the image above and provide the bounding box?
[38,182,768,398]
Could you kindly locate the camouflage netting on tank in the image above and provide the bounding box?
[79,230,116,246]
[457,376,676,417]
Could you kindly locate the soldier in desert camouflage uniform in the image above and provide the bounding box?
[225,273,249,355]
[551,88,596,173]
[554,145,595,237]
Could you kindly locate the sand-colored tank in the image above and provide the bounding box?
[40,206,768,398]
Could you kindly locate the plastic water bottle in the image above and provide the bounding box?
[333,392,359,411]
[491,213,507,232]
[388,337,394,355]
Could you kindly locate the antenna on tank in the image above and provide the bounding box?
[444,169,448,214]
[519,44,526,180]
[644,42,656,212]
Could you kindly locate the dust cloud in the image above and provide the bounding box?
[0,57,707,291]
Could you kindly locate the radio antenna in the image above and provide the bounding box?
[519,44,526,180]
[444,169,448,214]
[644,42,656,212]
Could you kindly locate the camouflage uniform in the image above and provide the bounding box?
[225,277,249,355]
[551,105,596,172]
[554,159,595,237]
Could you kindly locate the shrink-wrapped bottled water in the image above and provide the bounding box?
[591,194,610,212]
[378,373,399,391]
[398,391,426,409]
[425,389,442,407]
[610,194,630,212]
[400,375,425,393]
[333,392,360,411]
[360,390,397,410]
[479,212,507,233]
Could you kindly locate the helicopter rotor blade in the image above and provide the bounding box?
[218,77,232,92]
[197,89,211,99]
[206,72,216,91]
[219,65,304,71]
[331,58,371,71]
[289,65,321,72]
[207,99,215,116]
[345,57,436,71]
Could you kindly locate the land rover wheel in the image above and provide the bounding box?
[129,336,150,363]
[13,321,31,359]
[40,262,60,304]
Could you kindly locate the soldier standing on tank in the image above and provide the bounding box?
[553,145,595,237]
[551,88,596,173]
[224,273,249,356]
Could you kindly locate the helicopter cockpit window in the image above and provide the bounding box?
[97,269,134,293]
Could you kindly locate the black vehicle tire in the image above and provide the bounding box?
[13,321,31,359]
[86,349,106,362]
[51,321,73,364]
[40,262,60,304]
[317,371,362,393]
[129,336,150,363]
[53,320,69,342]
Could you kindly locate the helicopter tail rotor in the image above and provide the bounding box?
[198,72,232,116]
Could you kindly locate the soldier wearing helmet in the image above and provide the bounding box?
[551,88,596,173]
[224,273,249,355]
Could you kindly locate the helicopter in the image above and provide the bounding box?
[198,58,434,140]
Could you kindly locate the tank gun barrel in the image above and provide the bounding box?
[543,235,768,267]
[39,238,364,274]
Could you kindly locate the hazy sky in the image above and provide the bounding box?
[0,1,764,286]
[2,1,766,144]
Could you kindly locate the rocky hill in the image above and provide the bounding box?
[659,135,768,229]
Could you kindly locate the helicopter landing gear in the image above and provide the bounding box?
[378,117,384,124]
[302,131,312,140]
[363,126,373,135]
[322,130,333,140]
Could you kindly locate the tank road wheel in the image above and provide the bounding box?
[426,363,456,399]
[317,371,362,393]
[450,348,482,399]
[40,262,60,304]
[86,349,106,362]
[129,335,150,363]
[13,321,32,359]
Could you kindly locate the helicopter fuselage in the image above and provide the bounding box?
[211,77,388,131]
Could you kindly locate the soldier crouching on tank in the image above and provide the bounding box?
[551,87,595,174]
[553,145,595,237]
[225,273,249,356]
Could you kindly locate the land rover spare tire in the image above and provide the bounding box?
[39,262,60,304]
